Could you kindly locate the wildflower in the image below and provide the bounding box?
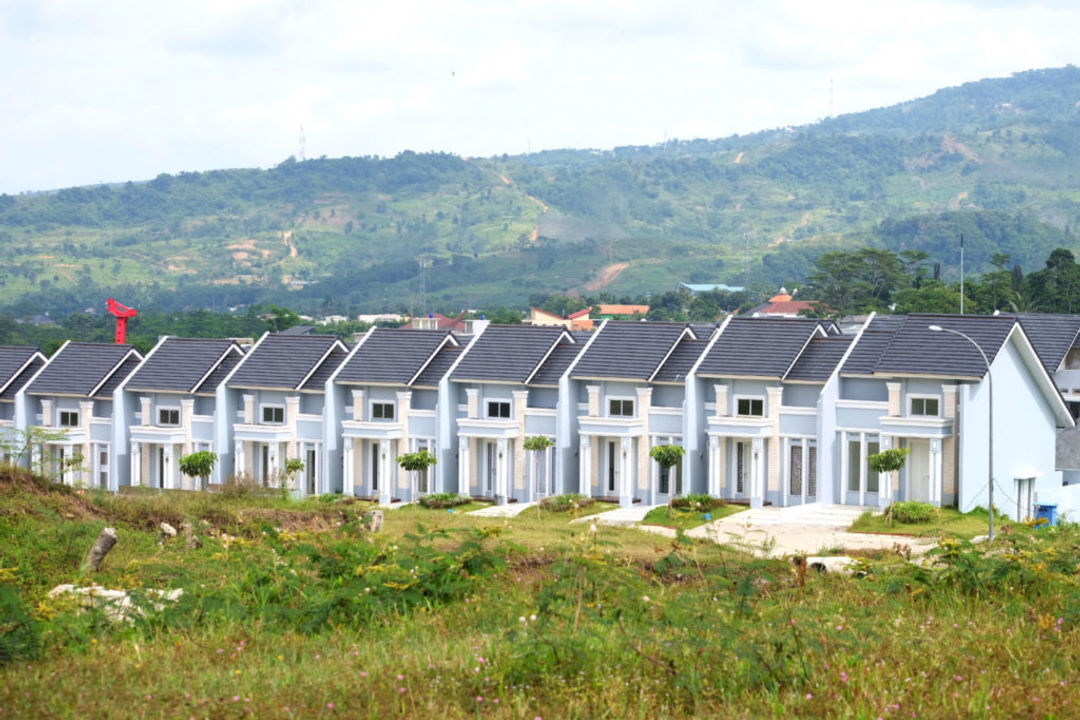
[806,693,813,700]
[277,655,284,661]
[145,695,152,701]
[642,595,650,603]
[530,614,537,622]
[519,616,527,623]
[477,697,483,702]
[397,674,404,680]
[360,671,368,677]
[328,702,335,709]
[233,696,240,702]
[399,688,406,693]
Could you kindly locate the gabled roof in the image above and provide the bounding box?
[228,334,347,390]
[840,315,904,376]
[451,325,570,383]
[300,346,348,391]
[94,355,142,398]
[125,338,243,394]
[529,341,586,386]
[26,342,142,397]
[785,336,854,382]
[1002,313,1080,375]
[0,346,46,399]
[652,337,709,383]
[571,322,694,381]
[335,329,458,386]
[412,345,462,388]
[873,315,1015,378]
[193,351,244,395]
[697,318,824,378]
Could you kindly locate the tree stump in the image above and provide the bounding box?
[180,522,202,550]
[365,510,384,533]
[81,527,117,573]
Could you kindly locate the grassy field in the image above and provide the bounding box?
[3,468,1080,718]
[848,506,1008,540]
[640,502,746,530]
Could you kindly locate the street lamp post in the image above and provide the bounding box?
[928,324,994,540]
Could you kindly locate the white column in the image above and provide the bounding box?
[858,432,867,506]
[619,436,633,508]
[751,436,768,509]
[879,435,893,506]
[130,441,141,487]
[268,443,280,487]
[378,439,391,505]
[458,438,470,497]
[649,435,658,506]
[840,431,849,505]
[781,437,789,507]
[800,438,809,504]
[163,444,175,490]
[496,438,509,505]
[708,436,720,497]
[930,438,942,507]
[579,435,591,495]
[343,437,355,496]
[234,440,246,479]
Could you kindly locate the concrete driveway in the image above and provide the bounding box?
[684,504,937,558]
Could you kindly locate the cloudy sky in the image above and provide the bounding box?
[1,0,1077,194]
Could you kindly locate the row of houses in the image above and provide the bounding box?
[3,312,1080,521]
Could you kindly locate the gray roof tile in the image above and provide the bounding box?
[413,345,462,388]
[94,355,142,398]
[0,355,44,401]
[652,339,708,383]
[1003,313,1080,374]
[228,334,345,390]
[841,329,895,375]
[26,343,141,396]
[336,329,456,385]
[0,347,44,397]
[698,318,822,378]
[125,338,242,393]
[452,325,570,383]
[529,341,585,386]
[873,314,1015,378]
[785,336,853,382]
[300,347,348,391]
[571,322,691,380]
[193,351,244,395]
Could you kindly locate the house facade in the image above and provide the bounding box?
[17,342,143,490]
[329,328,461,504]
[119,337,244,490]
[0,347,46,464]
[225,332,347,494]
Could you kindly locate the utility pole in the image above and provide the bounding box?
[960,234,965,315]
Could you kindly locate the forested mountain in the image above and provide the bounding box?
[2,65,1080,316]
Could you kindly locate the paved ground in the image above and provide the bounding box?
[685,504,936,557]
[570,503,662,527]
[467,501,537,518]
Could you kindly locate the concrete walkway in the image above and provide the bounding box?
[685,504,936,557]
[570,503,663,527]
[467,501,537,518]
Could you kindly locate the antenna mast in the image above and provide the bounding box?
[298,125,306,162]
[960,233,965,314]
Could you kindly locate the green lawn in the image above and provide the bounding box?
[848,506,1010,540]
[640,502,747,530]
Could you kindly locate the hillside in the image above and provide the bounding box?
[2,66,1080,315]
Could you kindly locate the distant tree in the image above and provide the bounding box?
[178,451,217,491]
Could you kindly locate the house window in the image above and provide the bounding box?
[487,401,511,419]
[262,406,284,424]
[910,396,940,417]
[736,397,764,417]
[59,410,79,427]
[608,399,634,417]
[372,402,395,420]
[98,446,109,487]
[158,408,180,426]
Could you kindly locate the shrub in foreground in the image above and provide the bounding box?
[418,492,471,509]
[672,493,726,511]
[890,500,935,524]
[539,493,595,512]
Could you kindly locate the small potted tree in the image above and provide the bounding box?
[397,448,438,501]
[868,447,910,524]
[281,457,305,498]
[649,444,685,519]
[178,451,217,492]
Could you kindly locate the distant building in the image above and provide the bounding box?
[593,304,649,319]
[403,312,468,333]
[749,289,816,317]
[526,307,594,331]
[679,282,746,295]
[356,313,407,325]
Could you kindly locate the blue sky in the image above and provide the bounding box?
[1,0,1077,194]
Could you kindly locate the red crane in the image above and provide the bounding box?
[106,298,138,344]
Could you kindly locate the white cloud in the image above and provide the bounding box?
[0,0,1078,192]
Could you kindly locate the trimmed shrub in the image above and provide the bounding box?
[671,493,726,512]
[418,493,471,509]
[539,493,595,512]
[890,500,935,524]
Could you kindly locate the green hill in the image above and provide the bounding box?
[3,66,1080,315]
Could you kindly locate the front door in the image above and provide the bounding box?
[734,441,748,498]
[907,439,931,502]
[606,440,619,495]
[306,448,317,495]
